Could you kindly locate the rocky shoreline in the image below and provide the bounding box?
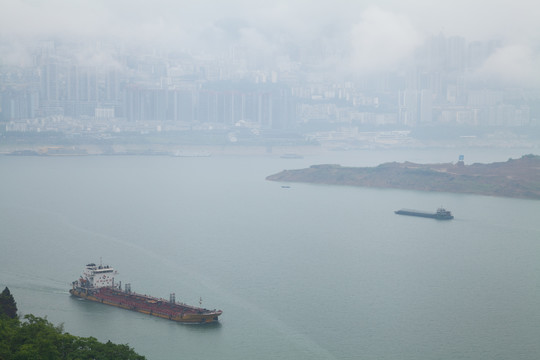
[266,154,540,200]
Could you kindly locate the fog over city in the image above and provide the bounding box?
[1,0,539,152]
[3,3,540,359]
[2,0,539,79]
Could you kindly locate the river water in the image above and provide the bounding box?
[1,147,539,360]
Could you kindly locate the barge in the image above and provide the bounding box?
[394,207,454,220]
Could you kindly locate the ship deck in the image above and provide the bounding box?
[96,287,215,317]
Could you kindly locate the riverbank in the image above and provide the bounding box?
[266,154,540,200]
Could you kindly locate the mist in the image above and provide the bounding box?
[1,0,539,152]
[2,2,540,359]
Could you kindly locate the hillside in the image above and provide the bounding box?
[266,154,540,199]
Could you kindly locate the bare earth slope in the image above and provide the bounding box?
[266,154,540,200]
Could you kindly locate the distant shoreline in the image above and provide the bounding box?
[2,145,322,157]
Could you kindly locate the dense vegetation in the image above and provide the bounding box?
[0,287,145,360]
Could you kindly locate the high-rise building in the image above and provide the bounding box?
[398,90,418,126]
[399,89,432,125]
[40,62,59,102]
[420,89,433,123]
[0,89,39,120]
[446,36,466,71]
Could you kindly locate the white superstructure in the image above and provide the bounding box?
[80,263,116,288]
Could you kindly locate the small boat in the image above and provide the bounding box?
[172,151,211,157]
[280,154,303,159]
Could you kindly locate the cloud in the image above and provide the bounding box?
[0,0,110,39]
[473,44,540,88]
[0,0,538,84]
[1,0,537,44]
[73,46,123,69]
[0,40,34,67]
[348,7,421,74]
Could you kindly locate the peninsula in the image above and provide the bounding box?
[266,154,540,200]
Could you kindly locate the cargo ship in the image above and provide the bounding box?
[70,263,222,324]
[394,207,454,220]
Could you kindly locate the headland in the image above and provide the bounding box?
[266,154,540,200]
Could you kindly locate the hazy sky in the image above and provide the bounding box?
[1,0,537,40]
[1,0,539,84]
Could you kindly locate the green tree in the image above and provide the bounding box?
[0,315,19,358]
[0,314,146,359]
[0,287,18,319]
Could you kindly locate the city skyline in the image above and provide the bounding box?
[1,33,537,129]
[1,1,539,147]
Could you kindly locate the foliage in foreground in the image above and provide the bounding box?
[0,287,18,319]
[0,287,145,360]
